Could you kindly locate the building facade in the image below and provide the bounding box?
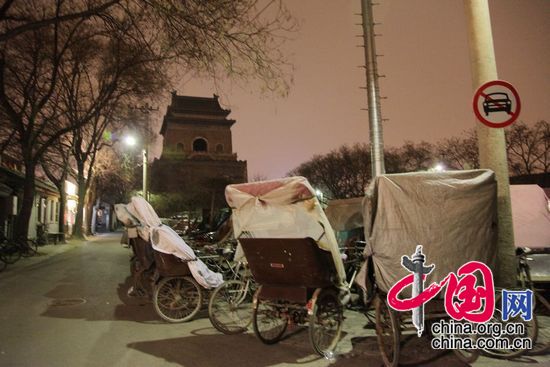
[150,93,247,218]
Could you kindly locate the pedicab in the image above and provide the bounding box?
[358,170,506,366]
[225,177,350,355]
[115,197,223,323]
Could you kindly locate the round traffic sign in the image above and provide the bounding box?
[472,80,521,128]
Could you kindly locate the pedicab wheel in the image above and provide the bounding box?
[252,294,288,344]
[481,293,538,359]
[153,276,203,323]
[375,296,400,367]
[308,289,343,356]
[431,318,480,363]
[453,341,480,363]
[208,280,252,335]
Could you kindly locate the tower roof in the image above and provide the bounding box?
[160,93,234,135]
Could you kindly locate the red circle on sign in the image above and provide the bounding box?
[472,80,521,128]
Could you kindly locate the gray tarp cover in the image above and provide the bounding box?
[362,170,498,294]
[325,197,364,232]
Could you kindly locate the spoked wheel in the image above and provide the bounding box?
[308,289,343,356]
[375,296,400,367]
[528,292,550,355]
[18,238,37,257]
[0,243,21,264]
[252,291,288,344]
[481,293,538,359]
[453,346,480,364]
[448,321,480,363]
[209,280,253,334]
[153,276,203,323]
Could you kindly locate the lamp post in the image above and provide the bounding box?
[124,135,149,201]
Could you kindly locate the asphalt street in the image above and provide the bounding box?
[0,233,548,367]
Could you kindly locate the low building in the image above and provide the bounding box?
[0,153,77,240]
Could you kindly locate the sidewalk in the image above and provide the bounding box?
[1,233,119,274]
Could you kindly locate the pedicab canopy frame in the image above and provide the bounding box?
[225,176,347,289]
[360,169,498,296]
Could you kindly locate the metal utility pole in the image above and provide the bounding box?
[360,0,385,177]
[142,147,149,201]
[464,0,515,287]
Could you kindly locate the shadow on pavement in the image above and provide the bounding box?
[327,333,468,367]
[41,275,161,323]
[128,332,321,367]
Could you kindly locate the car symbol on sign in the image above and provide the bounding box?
[483,92,512,116]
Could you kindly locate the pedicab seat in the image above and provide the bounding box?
[239,237,337,303]
[153,250,193,277]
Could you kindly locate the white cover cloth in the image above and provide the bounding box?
[123,197,223,289]
[225,176,346,286]
[510,185,550,248]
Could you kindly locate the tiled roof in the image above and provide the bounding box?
[169,93,230,116]
[160,92,234,135]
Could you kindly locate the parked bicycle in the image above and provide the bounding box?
[208,260,256,334]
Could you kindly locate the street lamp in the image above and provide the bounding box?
[123,135,149,201]
[431,163,445,172]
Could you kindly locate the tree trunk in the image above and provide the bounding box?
[15,161,36,240]
[73,172,87,239]
[58,189,67,243]
[85,181,97,235]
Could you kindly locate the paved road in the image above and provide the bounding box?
[0,233,548,367]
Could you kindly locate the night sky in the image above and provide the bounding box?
[150,0,549,180]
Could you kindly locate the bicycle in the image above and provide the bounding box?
[208,260,256,334]
[16,237,38,257]
[516,248,550,355]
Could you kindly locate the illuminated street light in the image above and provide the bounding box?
[433,163,445,172]
[315,189,323,201]
[124,135,137,147]
[123,134,148,201]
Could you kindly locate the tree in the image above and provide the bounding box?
[506,120,549,175]
[436,129,479,170]
[40,137,72,242]
[1,0,296,239]
[0,22,87,240]
[0,0,120,42]
[58,27,164,238]
[289,144,371,199]
[393,141,435,172]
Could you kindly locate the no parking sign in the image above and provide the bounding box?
[473,80,521,128]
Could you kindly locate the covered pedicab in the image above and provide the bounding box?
[225,177,350,355]
[357,169,538,366]
[115,197,223,323]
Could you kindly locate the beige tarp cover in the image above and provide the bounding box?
[362,170,497,294]
[325,197,364,232]
[226,176,347,286]
[510,185,550,249]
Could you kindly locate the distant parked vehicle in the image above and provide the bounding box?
[483,92,512,115]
